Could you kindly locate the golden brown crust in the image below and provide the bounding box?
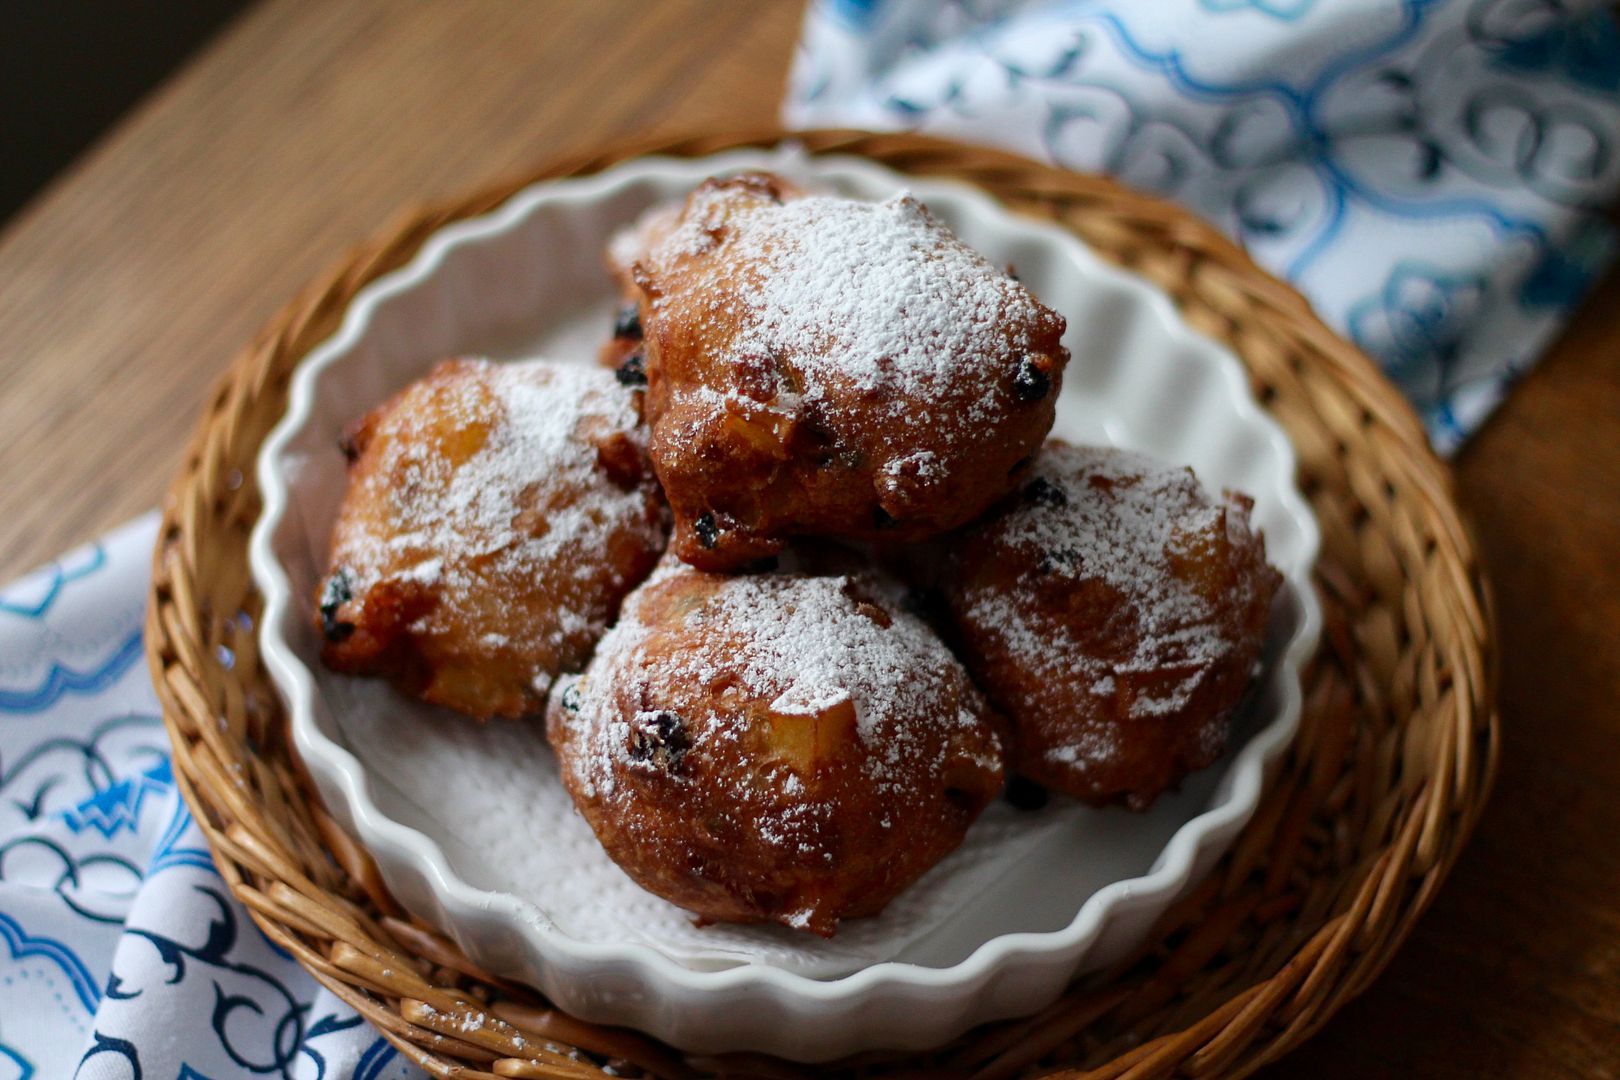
[547,552,1005,935]
[316,358,666,720]
[616,173,1068,570]
[936,441,1281,810]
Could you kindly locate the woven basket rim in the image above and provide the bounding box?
[250,143,1329,1021]
[145,127,1497,1080]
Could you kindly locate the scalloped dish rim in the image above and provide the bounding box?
[249,147,1323,1053]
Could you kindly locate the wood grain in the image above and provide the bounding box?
[0,0,801,579]
[0,1,1615,1076]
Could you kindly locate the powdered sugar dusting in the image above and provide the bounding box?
[961,445,1250,737]
[562,561,993,783]
[698,573,967,746]
[553,558,1000,857]
[646,186,1056,446]
[332,358,662,676]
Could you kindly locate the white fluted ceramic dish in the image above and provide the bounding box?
[250,148,1322,1062]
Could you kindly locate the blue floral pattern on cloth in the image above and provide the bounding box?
[0,516,421,1080]
[785,0,1620,452]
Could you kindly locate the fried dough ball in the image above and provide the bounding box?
[547,552,1005,936]
[612,172,1069,570]
[316,358,666,720]
[935,442,1281,810]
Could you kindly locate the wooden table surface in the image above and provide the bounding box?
[2,2,1616,1076]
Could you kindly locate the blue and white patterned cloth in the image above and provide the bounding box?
[0,516,420,1080]
[786,0,1620,452]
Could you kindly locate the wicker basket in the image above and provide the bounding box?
[144,130,1496,1079]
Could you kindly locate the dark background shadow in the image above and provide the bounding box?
[1,0,251,222]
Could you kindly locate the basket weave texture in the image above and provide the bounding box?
[145,130,1497,1079]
